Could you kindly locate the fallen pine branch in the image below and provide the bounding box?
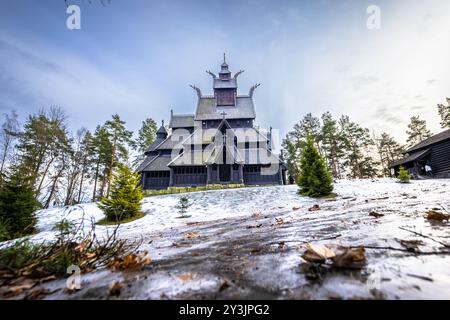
[399,226,450,248]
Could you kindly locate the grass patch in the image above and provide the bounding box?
[96,212,146,226]
[143,184,251,197]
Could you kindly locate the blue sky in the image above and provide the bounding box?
[1,0,449,142]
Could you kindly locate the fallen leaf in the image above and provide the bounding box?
[24,288,58,300]
[308,204,321,212]
[302,243,336,263]
[292,206,301,211]
[425,210,450,222]
[2,278,36,297]
[369,211,385,218]
[108,281,124,297]
[177,273,195,282]
[332,247,366,269]
[108,251,152,272]
[184,232,200,239]
[191,252,201,257]
[219,281,229,292]
[275,218,284,225]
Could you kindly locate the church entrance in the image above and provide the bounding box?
[219,164,231,182]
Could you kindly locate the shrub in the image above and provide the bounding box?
[297,136,333,197]
[397,166,410,183]
[98,163,144,222]
[176,196,192,218]
[0,173,40,240]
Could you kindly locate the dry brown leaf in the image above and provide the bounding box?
[332,247,367,269]
[292,206,301,211]
[219,281,230,292]
[275,218,284,225]
[3,278,36,297]
[108,251,152,272]
[184,232,200,239]
[302,243,336,263]
[177,273,195,282]
[308,204,321,212]
[108,281,124,297]
[425,210,450,222]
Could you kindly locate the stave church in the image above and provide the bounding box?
[137,56,287,190]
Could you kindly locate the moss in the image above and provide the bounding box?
[96,212,146,226]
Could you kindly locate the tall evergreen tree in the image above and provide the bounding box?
[374,132,404,176]
[134,118,157,165]
[104,114,133,197]
[406,116,432,147]
[437,98,450,129]
[320,112,344,179]
[339,115,378,178]
[297,136,333,197]
[97,163,143,222]
[14,107,70,203]
[91,125,113,201]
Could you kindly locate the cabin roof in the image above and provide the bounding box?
[405,129,450,153]
[390,148,431,167]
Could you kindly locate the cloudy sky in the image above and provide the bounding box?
[0,0,449,143]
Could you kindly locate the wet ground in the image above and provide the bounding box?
[7,179,450,299]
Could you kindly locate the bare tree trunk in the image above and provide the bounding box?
[77,157,86,203]
[44,163,65,209]
[92,159,100,202]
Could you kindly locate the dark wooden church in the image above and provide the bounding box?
[137,56,287,190]
[390,129,450,178]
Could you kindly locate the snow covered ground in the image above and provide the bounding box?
[4,179,450,299]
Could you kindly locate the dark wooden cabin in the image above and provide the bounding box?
[137,56,287,189]
[390,129,450,178]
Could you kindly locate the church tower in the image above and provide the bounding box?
[209,54,240,106]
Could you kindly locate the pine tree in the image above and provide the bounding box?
[437,98,450,129]
[320,112,344,179]
[297,136,333,197]
[339,115,379,178]
[91,125,113,201]
[374,132,404,176]
[0,172,40,240]
[97,163,143,222]
[103,115,133,197]
[397,166,410,183]
[283,113,322,182]
[134,118,157,165]
[176,196,192,218]
[406,116,432,147]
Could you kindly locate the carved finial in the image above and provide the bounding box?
[170,109,173,117]
[234,70,244,79]
[206,70,217,79]
[190,84,202,98]
[162,120,164,127]
[249,83,261,97]
[223,53,226,64]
